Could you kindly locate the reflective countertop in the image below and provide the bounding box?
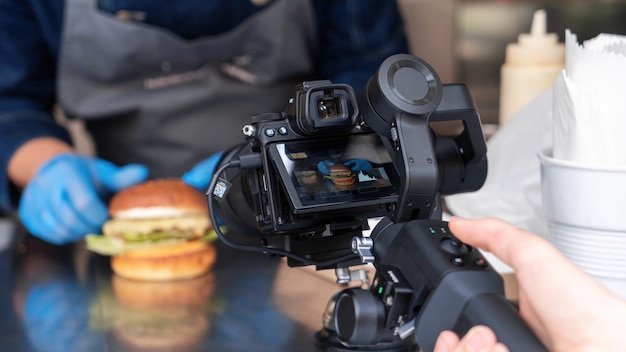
[0,217,366,352]
[0,216,520,352]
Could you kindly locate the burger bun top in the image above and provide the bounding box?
[109,179,208,219]
[328,164,352,178]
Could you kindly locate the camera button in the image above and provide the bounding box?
[474,258,488,268]
[441,237,470,255]
[451,257,465,266]
[264,128,276,137]
[278,126,288,135]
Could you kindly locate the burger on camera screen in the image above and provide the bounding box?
[268,134,399,214]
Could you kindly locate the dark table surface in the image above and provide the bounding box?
[0,216,372,352]
[0,216,521,352]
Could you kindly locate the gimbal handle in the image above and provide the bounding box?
[371,218,547,352]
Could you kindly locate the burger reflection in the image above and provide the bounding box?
[109,273,217,352]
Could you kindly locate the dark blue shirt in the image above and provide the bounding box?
[0,0,408,212]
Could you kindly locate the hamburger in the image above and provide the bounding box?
[86,178,217,281]
[324,163,356,186]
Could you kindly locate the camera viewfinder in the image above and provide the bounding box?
[287,81,358,136]
[318,91,343,119]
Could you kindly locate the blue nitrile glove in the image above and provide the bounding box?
[182,151,224,192]
[18,153,148,245]
[317,160,335,175]
[343,159,372,172]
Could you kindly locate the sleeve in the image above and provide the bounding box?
[313,0,409,94]
[0,0,72,213]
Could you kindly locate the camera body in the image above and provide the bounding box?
[213,80,400,267]
[211,55,488,268]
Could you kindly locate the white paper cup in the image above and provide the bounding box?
[539,149,626,298]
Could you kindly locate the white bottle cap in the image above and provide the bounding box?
[505,9,565,65]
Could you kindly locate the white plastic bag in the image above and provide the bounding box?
[444,89,554,273]
[445,89,553,238]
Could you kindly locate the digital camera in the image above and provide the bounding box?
[209,54,487,268]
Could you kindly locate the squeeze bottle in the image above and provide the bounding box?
[499,9,564,126]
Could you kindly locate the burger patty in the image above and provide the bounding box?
[103,214,211,241]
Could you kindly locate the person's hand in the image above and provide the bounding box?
[434,325,508,352]
[440,217,626,352]
[317,159,372,175]
[316,160,335,175]
[181,151,224,192]
[18,153,148,245]
[343,159,372,172]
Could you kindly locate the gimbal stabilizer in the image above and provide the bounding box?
[208,54,546,351]
[317,55,545,352]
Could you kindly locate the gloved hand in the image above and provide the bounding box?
[181,151,224,192]
[343,159,372,172]
[18,153,148,245]
[317,160,336,175]
[317,159,373,175]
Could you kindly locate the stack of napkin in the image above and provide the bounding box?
[553,30,626,165]
[445,30,626,275]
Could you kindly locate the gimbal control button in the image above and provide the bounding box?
[451,257,464,266]
[441,237,470,255]
[474,258,488,268]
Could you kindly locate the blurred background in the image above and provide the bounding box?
[400,0,626,125]
[56,0,626,157]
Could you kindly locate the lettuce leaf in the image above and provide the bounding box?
[85,230,218,256]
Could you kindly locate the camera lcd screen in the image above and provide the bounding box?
[268,134,399,214]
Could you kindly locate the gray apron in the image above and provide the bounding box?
[58,0,317,177]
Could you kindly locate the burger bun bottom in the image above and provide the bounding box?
[111,240,216,282]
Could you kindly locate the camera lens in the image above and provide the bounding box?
[318,96,342,119]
